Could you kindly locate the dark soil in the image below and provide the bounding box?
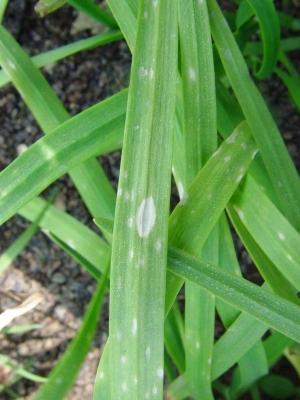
[0,0,299,399]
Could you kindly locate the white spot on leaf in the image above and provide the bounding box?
[278,232,285,241]
[132,318,137,336]
[155,239,162,253]
[127,217,134,228]
[152,386,158,395]
[157,367,164,379]
[121,382,128,393]
[145,346,151,361]
[136,197,156,238]
[129,249,134,260]
[188,66,196,81]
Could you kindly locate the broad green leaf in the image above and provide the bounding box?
[108,1,178,398]
[0,90,126,225]
[0,31,122,88]
[0,25,116,221]
[33,265,109,400]
[207,0,300,229]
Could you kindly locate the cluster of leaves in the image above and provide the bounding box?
[0,0,300,399]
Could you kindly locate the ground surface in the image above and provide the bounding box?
[0,0,299,399]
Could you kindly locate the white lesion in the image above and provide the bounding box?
[132,318,138,336]
[145,346,151,361]
[136,197,156,238]
[127,217,134,228]
[157,367,164,379]
[121,382,128,393]
[277,232,285,241]
[129,249,134,260]
[155,239,162,253]
[139,66,154,80]
[188,66,197,81]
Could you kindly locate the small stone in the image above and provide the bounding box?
[51,273,66,284]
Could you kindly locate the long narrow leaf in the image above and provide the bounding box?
[33,265,109,399]
[0,25,116,220]
[246,0,280,78]
[178,0,217,397]
[0,195,52,275]
[108,2,178,398]
[0,91,126,225]
[207,0,300,229]
[0,31,122,88]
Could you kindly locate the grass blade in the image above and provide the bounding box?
[230,175,300,290]
[108,1,178,398]
[178,0,217,397]
[0,91,126,225]
[33,264,109,400]
[35,0,67,15]
[169,248,300,344]
[166,122,257,313]
[0,25,117,220]
[207,0,300,229]
[68,0,118,29]
[0,31,122,88]
[246,0,280,78]
[106,0,137,51]
[0,0,8,22]
[228,205,299,304]
[19,197,109,273]
[0,194,53,275]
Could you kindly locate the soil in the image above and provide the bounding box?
[0,1,299,399]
